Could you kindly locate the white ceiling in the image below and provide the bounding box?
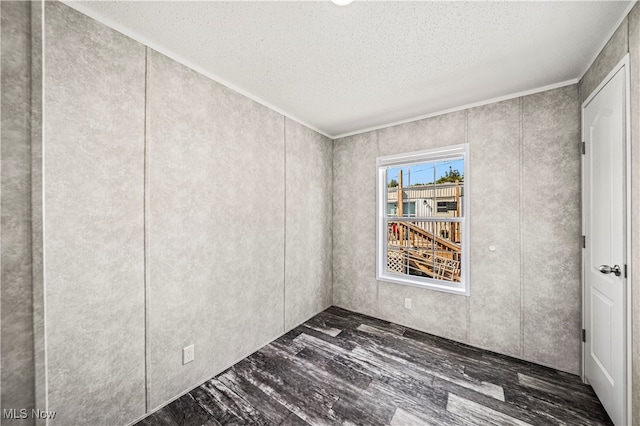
[66,1,633,138]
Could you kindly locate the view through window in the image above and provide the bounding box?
[377,145,468,294]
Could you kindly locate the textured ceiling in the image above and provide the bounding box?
[66,1,632,138]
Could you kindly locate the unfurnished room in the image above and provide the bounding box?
[2,0,640,425]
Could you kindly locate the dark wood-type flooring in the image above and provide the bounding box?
[137,306,612,426]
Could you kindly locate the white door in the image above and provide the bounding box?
[583,65,627,425]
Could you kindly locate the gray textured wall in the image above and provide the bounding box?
[333,85,582,375]
[145,60,334,407]
[29,0,46,419]
[44,3,147,424]
[521,88,581,373]
[146,48,286,409]
[579,17,628,106]
[42,3,333,424]
[1,2,36,425]
[285,118,333,331]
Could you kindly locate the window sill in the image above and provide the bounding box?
[376,272,469,296]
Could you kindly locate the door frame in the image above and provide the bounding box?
[581,53,632,425]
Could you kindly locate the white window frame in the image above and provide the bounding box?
[376,144,470,296]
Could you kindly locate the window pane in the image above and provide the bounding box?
[390,220,462,282]
[386,221,407,274]
[433,250,462,282]
[386,166,411,217]
[434,159,464,219]
[406,225,435,278]
[386,159,463,219]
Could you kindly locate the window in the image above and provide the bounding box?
[376,144,469,295]
[387,201,416,216]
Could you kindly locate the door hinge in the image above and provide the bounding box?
[582,329,586,342]
[625,264,628,278]
[582,235,586,248]
[581,141,586,154]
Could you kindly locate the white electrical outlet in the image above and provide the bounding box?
[404,298,412,309]
[183,344,194,365]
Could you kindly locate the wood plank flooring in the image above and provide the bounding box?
[136,307,612,426]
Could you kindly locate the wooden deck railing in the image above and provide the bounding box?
[387,222,461,282]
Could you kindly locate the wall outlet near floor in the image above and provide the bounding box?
[183,344,194,365]
[404,298,412,309]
